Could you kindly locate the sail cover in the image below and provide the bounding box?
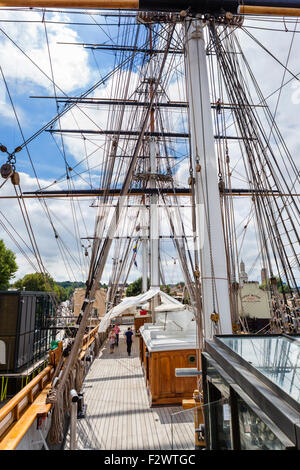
[98,288,186,332]
[154,302,186,312]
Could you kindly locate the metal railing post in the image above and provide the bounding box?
[70,389,79,450]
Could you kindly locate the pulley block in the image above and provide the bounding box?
[11,171,20,186]
[1,163,14,179]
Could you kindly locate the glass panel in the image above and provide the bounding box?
[170,406,196,450]
[219,336,300,403]
[205,397,232,449]
[170,398,229,450]
[204,361,232,449]
[237,396,286,450]
[207,362,230,399]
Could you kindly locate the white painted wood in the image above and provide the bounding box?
[184,20,233,338]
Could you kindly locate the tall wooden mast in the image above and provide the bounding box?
[148,23,160,319]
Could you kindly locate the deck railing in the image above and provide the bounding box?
[0,365,54,444]
[0,323,106,450]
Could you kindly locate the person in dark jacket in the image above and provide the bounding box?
[124,327,134,356]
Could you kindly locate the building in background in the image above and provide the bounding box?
[261,267,268,284]
[239,260,248,285]
[72,287,106,320]
[238,281,271,332]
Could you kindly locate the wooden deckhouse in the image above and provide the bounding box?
[139,323,198,406]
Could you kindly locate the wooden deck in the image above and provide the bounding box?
[64,326,195,450]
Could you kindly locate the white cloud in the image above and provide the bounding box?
[0,80,25,122]
[0,171,94,282]
[0,10,96,99]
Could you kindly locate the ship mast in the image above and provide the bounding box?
[184,18,233,339]
[148,24,160,319]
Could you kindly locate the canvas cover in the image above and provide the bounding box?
[98,288,189,332]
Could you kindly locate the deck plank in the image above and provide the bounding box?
[64,326,195,450]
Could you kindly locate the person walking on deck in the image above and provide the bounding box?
[109,330,116,354]
[113,323,120,346]
[124,327,134,356]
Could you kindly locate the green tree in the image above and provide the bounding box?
[160,284,171,294]
[54,284,68,302]
[126,277,150,297]
[55,281,86,300]
[13,272,68,301]
[14,272,50,292]
[259,277,289,294]
[0,239,18,290]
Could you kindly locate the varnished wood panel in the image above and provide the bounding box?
[134,317,151,335]
[148,348,197,406]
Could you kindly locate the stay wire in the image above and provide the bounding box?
[210,24,299,293]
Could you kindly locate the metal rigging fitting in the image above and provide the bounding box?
[0,145,20,179]
[218,180,225,193]
[210,312,220,323]
[0,146,21,186]
[194,268,200,279]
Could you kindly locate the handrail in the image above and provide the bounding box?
[0,386,52,450]
[82,325,99,348]
[0,324,102,449]
[0,365,54,442]
[80,325,100,359]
